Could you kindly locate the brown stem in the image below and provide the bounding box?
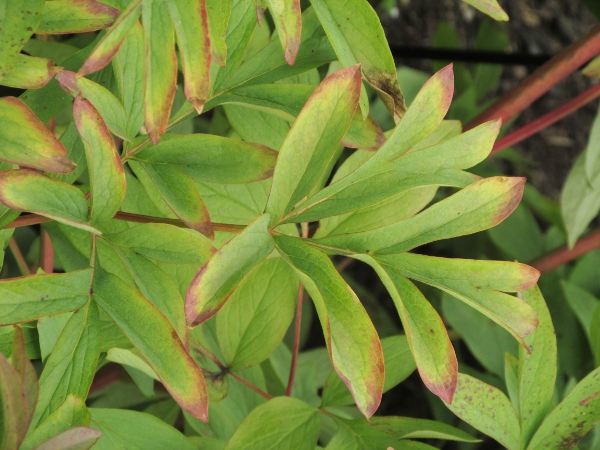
[467,24,600,130]
[229,372,273,400]
[286,284,304,396]
[531,229,600,274]
[40,229,54,274]
[8,237,31,275]
[6,212,246,234]
[492,83,600,153]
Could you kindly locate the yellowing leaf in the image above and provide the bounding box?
[462,0,509,21]
[266,0,302,65]
[1,55,60,89]
[36,0,120,34]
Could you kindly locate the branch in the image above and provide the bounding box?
[492,83,600,154]
[531,229,600,273]
[468,24,600,130]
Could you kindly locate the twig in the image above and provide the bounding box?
[286,284,304,396]
[492,83,600,153]
[229,372,273,400]
[531,229,600,274]
[467,24,600,130]
[8,237,31,275]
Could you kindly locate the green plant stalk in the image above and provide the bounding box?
[8,236,31,275]
[467,24,600,130]
[286,284,304,396]
[532,228,600,273]
[492,82,600,153]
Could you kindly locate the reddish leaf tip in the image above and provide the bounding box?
[56,70,80,97]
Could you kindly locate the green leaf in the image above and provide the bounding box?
[322,335,416,406]
[206,0,231,66]
[527,365,600,449]
[222,7,336,90]
[36,0,120,34]
[112,21,145,140]
[266,0,302,65]
[106,348,157,381]
[216,258,298,370]
[0,97,75,173]
[133,134,277,184]
[315,176,525,254]
[166,0,211,112]
[73,97,126,224]
[445,373,520,450]
[357,256,457,403]
[0,0,44,83]
[0,346,29,449]
[21,395,90,450]
[32,427,101,450]
[93,269,209,421]
[266,66,361,225]
[107,223,215,265]
[309,0,406,121]
[376,253,539,347]
[130,161,213,238]
[327,416,479,449]
[142,0,177,144]
[9,326,38,431]
[32,301,100,428]
[186,214,274,326]
[0,269,92,325]
[1,55,59,90]
[224,397,320,450]
[561,131,600,248]
[90,408,195,450]
[57,70,129,140]
[562,280,599,338]
[518,286,557,448]
[462,0,509,20]
[0,169,100,234]
[274,235,384,418]
[78,0,143,76]
[591,306,600,367]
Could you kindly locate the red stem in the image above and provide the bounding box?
[531,229,600,274]
[492,83,600,153]
[286,284,304,396]
[229,372,273,400]
[468,24,600,130]
[40,229,54,273]
[8,237,31,275]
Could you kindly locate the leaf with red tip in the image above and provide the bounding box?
[309,0,406,121]
[142,0,177,144]
[0,169,100,234]
[34,427,101,450]
[274,235,384,418]
[266,66,362,226]
[375,252,539,348]
[73,97,126,224]
[206,0,231,66]
[36,0,120,34]
[93,269,209,422]
[166,0,212,113]
[58,71,129,140]
[78,0,143,76]
[315,176,526,254]
[0,97,75,173]
[0,0,44,83]
[133,134,278,184]
[1,55,60,89]
[445,374,520,450]
[462,0,509,21]
[185,214,274,326]
[358,255,457,404]
[266,0,302,65]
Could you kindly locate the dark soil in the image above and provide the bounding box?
[377,0,598,199]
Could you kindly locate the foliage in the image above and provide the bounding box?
[0,0,599,449]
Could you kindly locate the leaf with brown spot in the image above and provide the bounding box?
[275,236,384,418]
[309,0,406,121]
[0,97,75,173]
[526,365,600,450]
[36,0,120,34]
[78,0,143,76]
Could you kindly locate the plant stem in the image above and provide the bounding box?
[40,229,54,274]
[467,24,600,130]
[286,284,304,396]
[492,83,600,153]
[532,229,600,274]
[6,212,246,234]
[229,372,273,400]
[8,237,31,275]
